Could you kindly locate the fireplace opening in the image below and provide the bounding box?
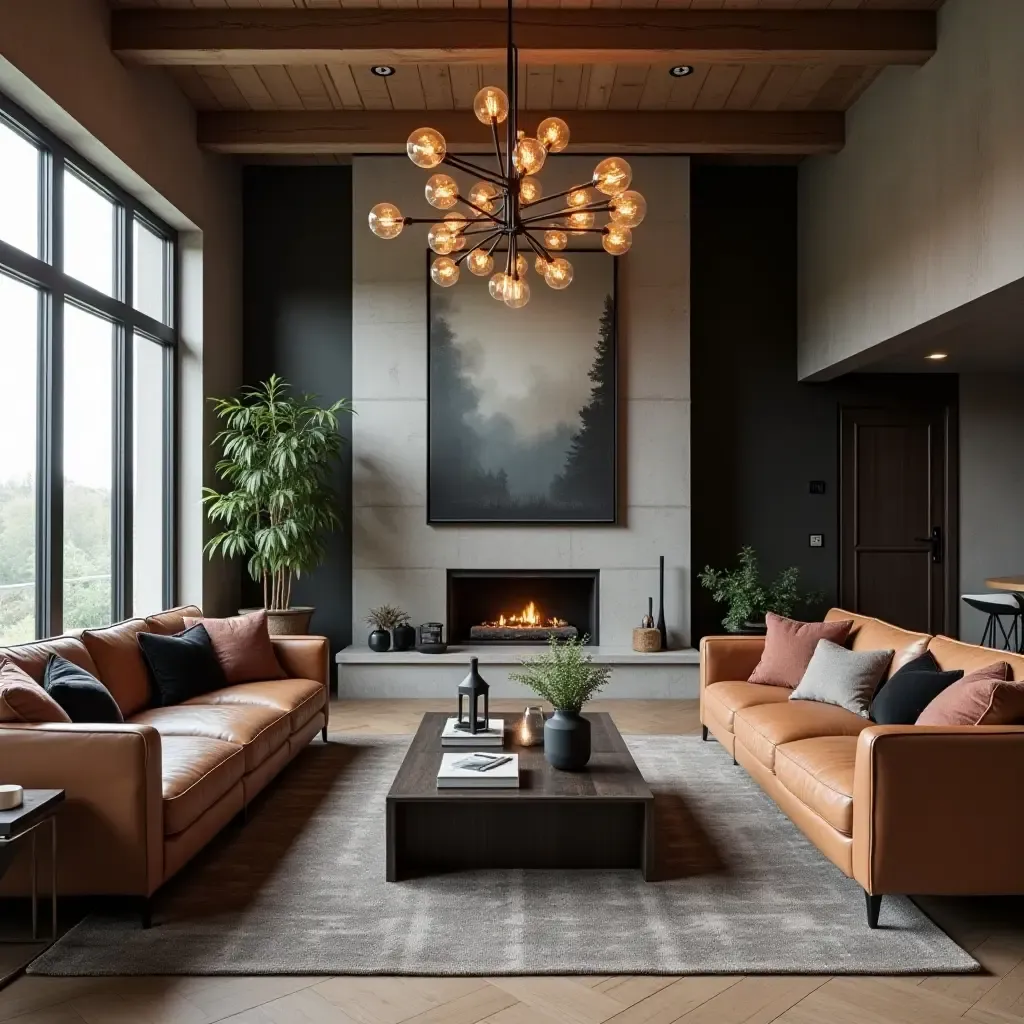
[447,570,600,646]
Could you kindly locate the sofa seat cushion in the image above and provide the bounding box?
[184,678,325,733]
[162,735,245,836]
[734,700,868,772]
[774,737,858,836]
[704,681,791,733]
[133,704,291,773]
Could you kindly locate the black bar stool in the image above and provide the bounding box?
[961,594,1023,652]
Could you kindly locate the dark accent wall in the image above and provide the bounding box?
[242,166,353,656]
[690,165,956,640]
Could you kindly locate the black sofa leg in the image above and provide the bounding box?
[701,724,708,742]
[865,892,882,929]
[322,725,328,743]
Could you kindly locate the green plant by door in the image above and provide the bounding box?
[203,375,353,611]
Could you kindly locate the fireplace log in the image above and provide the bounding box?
[469,626,579,643]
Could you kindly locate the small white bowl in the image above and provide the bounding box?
[0,785,24,811]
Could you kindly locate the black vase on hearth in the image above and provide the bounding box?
[368,628,391,653]
[544,709,591,771]
[392,623,416,651]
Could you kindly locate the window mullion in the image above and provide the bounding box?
[113,206,133,621]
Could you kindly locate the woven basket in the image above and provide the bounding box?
[632,627,662,653]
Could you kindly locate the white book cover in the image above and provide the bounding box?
[440,717,505,746]
[436,752,519,788]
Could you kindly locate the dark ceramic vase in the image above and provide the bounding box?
[543,709,591,771]
[392,624,416,652]
[368,628,391,653]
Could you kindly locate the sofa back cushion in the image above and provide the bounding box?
[825,608,931,679]
[81,619,152,717]
[0,636,99,684]
[0,658,71,723]
[144,605,203,637]
[927,635,1024,679]
[917,662,1023,726]
[748,613,854,689]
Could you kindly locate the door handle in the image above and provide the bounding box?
[913,526,942,564]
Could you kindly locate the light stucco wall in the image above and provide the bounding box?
[958,374,1024,644]
[798,0,1024,380]
[0,0,242,615]
[351,155,690,648]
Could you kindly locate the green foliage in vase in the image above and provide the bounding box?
[203,375,353,611]
[698,546,821,633]
[509,635,611,712]
[365,604,410,632]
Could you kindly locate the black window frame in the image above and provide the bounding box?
[0,91,177,637]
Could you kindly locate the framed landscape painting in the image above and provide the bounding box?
[427,250,617,524]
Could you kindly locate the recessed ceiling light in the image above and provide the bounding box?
[669,66,694,78]
[925,352,948,360]
[371,66,396,77]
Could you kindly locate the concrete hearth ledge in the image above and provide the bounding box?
[336,645,700,665]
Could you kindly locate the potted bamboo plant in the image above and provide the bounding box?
[204,375,353,635]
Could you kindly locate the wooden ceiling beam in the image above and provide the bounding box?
[113,9,935,67]
[197,110,845,156]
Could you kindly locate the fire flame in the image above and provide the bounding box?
[483,601,569,629]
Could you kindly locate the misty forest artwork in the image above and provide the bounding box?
[428,250,616,523]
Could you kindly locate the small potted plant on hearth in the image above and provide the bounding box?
[509,635,611,771]
[203,375,353,635]
[365,605,409,653]
[698,545,821,635]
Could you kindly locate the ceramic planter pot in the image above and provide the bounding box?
[543,709,591,771]
[368,628,392,653]
[392,623,417,652]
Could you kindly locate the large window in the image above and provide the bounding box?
[0,96,176,641]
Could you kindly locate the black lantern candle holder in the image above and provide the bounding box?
[455,657,489,734]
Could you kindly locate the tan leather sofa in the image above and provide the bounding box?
[0,605,330,922]
[700,608,1024,927]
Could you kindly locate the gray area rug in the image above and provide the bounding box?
[30,735,977,976]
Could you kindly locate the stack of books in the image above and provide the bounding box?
[436,752,520,789]
[440,717,505,748]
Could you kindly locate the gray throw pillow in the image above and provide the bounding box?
[790,639,894,718]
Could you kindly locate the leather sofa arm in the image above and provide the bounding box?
[699,635,765,689]
[853,724,1024,896]
[271,635,331,723]
[0,722,163,897]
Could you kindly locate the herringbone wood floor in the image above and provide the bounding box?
[2,698,1023,1024]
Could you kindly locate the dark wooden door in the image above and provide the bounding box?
[840,405,957,635]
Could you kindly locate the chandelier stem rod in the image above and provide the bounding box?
[490,119,503,179]
[454,229,503,267]
[441,154,505,189]
[519,201,613,226]
[519,183,595,209]
[455,195,503,223]
[520,228,553,264]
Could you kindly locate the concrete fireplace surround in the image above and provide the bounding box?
[341,155,693,698]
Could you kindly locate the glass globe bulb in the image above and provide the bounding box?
[568,210,595,234]
[368,202,404,239]
[603,224,633,256]
[425,173,459,210]
[543,229,568,251]
[473,86,509,125]
[519,176,543,205]
[427,223,455,255]
[504,276,531,309]
[544,257,573,290]
[467,249,494,277]
[488,272,510,301]
[535,254,549,276]
[430,256,460,287]
[610,190,646,228]
[443,212,469,251]
[513,136,547,175]
[469,181,500,213]
[593,156,632,195]
[407,128,446,169]
[567,188,591,209]
[537,116,570,153]
[515,253,529,277]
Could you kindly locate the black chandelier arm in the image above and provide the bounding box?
[518,201,613,227]
[520,228,553,265]
[490,119,504,179]
[453,228,504,267]
[459,226,506,237]
[402,217,443,225]
[442,154,505,189]
[519,182,596,210]
[454,195,503,224]
[485,232,504,257]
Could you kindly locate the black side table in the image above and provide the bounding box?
[0,789,64,941]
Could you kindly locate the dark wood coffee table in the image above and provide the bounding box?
[386,712,655,881]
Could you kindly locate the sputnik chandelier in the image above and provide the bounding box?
[367,0,646,309]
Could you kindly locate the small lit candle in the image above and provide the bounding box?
[520,706,544,747]
[521,724,531,746]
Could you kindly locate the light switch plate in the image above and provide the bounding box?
[809,534,823,548]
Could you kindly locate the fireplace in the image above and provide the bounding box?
[447,570,600,646]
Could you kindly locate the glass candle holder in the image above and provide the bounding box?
[519,706,545,747]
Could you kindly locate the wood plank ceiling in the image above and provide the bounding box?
[109,0,943,155]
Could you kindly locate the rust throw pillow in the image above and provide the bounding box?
[0,658,71,724]
[916,662,1024,726]
[748,612,854,689]
[182,609,285,685]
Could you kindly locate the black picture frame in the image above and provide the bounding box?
[426,248,618,525]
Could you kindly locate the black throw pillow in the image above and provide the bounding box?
[43,654,124,724]
[870,650,964,725]
[137,624,227,707]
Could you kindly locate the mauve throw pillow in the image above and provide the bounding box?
[917,662,1022,726]
[748,613,854,689]
[182,609,285,685]
[790,639,894,718]
[0,658,71,724]
[870,651,963,725]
